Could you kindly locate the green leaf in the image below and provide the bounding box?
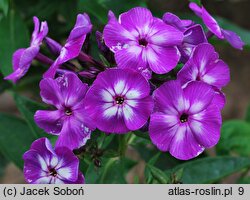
[78,0,108,24]
[0,152,8,178]
[0,73,12,93]
[100,0,147,16]
[85,157,136,183]
[188,0,201,6]
[133,130,150,140]
[245,104,250,123]
[0,9,29,76]
[170,156,250,184]
[237,177,250,184]
[0,113,37,169]
[13,93,47,138]
[0,0,9,17]
[146,164,170,184]
[216,120,250,156]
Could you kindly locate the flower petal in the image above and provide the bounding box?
[202,60,230,88]
[55,118,92,150]
[189,104,222,148]
[34,110,64,135]
[55,147,79,182]
[183,81,214,114]
[222,29,245,50]
[119,7,154,36]
[56,73,89,107]
[153,80,185,115]
[39,78,63,108]
[148,18,183,46]
[103,11,135,52]
[43,13,92,78]
[169,124,205,160]
[123,96,153,130]
[146,45,180,74]
[149,112,179,151]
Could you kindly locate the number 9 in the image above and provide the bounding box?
[238,187,244,195]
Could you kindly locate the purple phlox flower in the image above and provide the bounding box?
[163,12,194,31]
[34,73,95,150]
[149,80,222,160]
[103,7,183,78]
[177,43,229,109]
[84,68,154,134]
[4,17,48,83]
[189,2,244,50]
[163,13,207,62]
[23,138,84,184]
[43,13,92,78]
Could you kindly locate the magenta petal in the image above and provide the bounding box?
[169,124,205,160]
[119,7,154,36]
[146,45,180,74]
[23,149,48,184]
[192,43,218,68]
[148,18,183,46]
[201,7,223,39]
[43,13,92,78]
[55,118,92,150]
[103,11,135,52]
[189,104,222,148]
[183,81,214,114]
[55,147,79,182]
[212,89,226,110]
[123,96,153,130]
[222,29,245,50]
[153,80,184,115]
[177,60,199,86]
[39,78,63,109]
[203,60,230,88]
[115,45,146,70]
[12,49,25,71]
[4,46,39,83]
[56,73,89,107]
[149,112,179,151]
[189,2,202,17]
[34,110,64,135]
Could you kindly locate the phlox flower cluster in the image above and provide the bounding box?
[5,3,244,183]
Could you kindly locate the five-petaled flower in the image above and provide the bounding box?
[34,73,95,150]
[149,80,222,160]
[23,138,84,184]
[4,17,48,83]
[103,7,183,78]
[84,68,153,133]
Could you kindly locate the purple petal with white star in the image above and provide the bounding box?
[169,124,205,160]
[149,112,179,151]
[189,104,221,148]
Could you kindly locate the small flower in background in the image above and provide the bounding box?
[84,68,153,134]
[4,17,48,83]
[149,80,222,160]
[23,138,84,184]
[34,73,95,150]
[189,2,245,50]
[43,13,92,78]
[103,7,183,78]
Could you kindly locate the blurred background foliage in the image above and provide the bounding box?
[0,0,250,184]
